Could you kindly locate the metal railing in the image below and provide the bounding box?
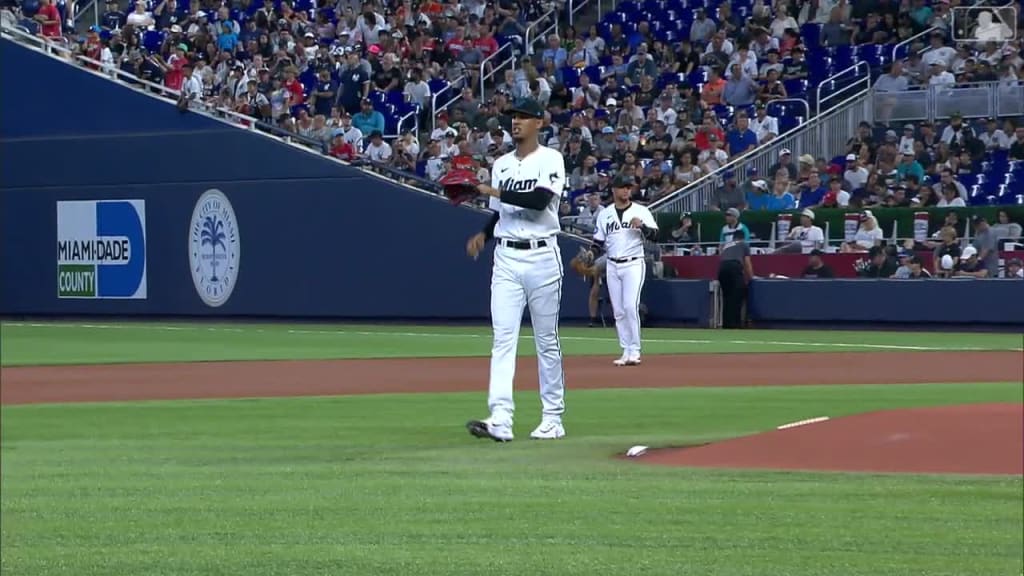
[73,0,100,28]
[773,97,811,121]
[431,74,466,131]
[815,61,871,115]
[478,42,516,101]
[568,0,590,26]
[649,88,873,214]
[873,81,1024,123]
[525,8,558,56]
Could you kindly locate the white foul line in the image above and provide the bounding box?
[2,322,1018,352]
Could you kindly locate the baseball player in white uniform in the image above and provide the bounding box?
[591,174,658,365]
[465,98,568,442]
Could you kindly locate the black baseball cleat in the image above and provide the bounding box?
[466,419,514,442]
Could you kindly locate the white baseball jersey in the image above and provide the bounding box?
[593,202,658,260]
[488,145,566,240]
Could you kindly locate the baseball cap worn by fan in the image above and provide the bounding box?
[509,98,544,119]
[960,246,978,260]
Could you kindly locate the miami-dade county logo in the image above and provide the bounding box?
[57,200,147,299]
[189,189,240,307]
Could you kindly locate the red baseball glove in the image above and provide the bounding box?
[439,169,482,205]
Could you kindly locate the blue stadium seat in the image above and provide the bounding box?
[142,30,165,54]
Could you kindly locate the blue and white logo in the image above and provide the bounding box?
[189,189,240,307]
[57,200,147,299]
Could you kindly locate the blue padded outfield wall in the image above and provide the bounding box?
[1,39,1015,327]
[0,38,714,324]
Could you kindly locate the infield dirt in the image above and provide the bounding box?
[3,350,1022,475]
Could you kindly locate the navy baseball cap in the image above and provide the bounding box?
[509,98,544,119]
[611,174,636,188]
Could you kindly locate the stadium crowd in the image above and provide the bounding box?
[4,0,1024,215]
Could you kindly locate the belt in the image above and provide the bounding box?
[497,238,549,250]
[609,256,643,264]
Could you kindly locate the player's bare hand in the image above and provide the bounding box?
[477,184,500,198]
[629,217,644,229]
[466,232,486,260]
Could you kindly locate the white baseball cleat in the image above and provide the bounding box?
[613,354,629,366]
[530,419,566,439]
[466,418,514,442]
[625,355,642,366]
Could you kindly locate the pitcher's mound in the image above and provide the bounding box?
[639,403,1023,475]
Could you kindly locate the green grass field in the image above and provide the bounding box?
[1,322,1022,576]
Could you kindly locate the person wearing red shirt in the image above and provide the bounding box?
[282,68,305,108]
[83,27,103,67]
[694,116,725,151]
[164,44,188,91]
[445,27,467,57]
[330,134,357,161]
[35,0,63,38]
[475,28,499,59]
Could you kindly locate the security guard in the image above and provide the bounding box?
[717,208,755,329]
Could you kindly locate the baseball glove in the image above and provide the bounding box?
[570,247,596,277]
[438,169,481,205]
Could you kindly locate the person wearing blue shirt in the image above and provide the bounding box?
[746,179,772,210]
[797,171,827,208]
[726,114,758,157]
[763,179,796,210]
[896,152,925,182]
[541,34,567,68]
[217,22,239,52]
[352,99,384,136]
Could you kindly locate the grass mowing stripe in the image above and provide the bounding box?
[3,321,1016,352]
[3,383,1022,576]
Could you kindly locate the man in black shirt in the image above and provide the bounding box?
[1010,126,1024,160]
[857,245,899,278]
[783,46,809,80]
[101,0,125,30]
[802,249,835,278]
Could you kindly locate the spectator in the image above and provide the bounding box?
[329,133,358,161]
[125,0,153,28]
[697,134,728,173]
[700,66,726,109]
[749,102,779,143]
[352,99,384,136]
[842,211,883,252]
[767,148,797,181]
[955,246,989,278]
[725,113,758,158]
[765,173,796,210]
[843,153,870,191]
[779,208,825,254]
[802,249,835,278]
[101,0,125,30]
[897,255,932,279]
[671,212,696,243]
[797,171,827,208]
[1006,257,1024,279]
[970,215,1000,277]
[931,225,961,273]
[979,117,1011,150]
[723,63,758,107]
[856,245,899,278]
[936,183,966,207]
[34,0,62,38]
[673,150,702,187]
[690,7,716,44]
[364,130,392,163]
[993,209,1023,240]
[1012,126,1024,160]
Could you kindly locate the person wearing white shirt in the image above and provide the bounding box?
[936,183,966,207]
[769,13,798,38]
[654,96,677,126]
[698,137,729,172]
[749,104,779,143]
[842,211,883,252]
[927,61,956,88]
[843,154,870,190]
[898,124,916,155]
[591,173,659,365]
[778,209,826,254]
[181,64,203,102]
[921,35,956,69]
[364,131,393,163]
[979,119,1011,150]
[727,47,758,80]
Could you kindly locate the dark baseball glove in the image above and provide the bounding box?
[439,169,482,205]
[570,247,596,278]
